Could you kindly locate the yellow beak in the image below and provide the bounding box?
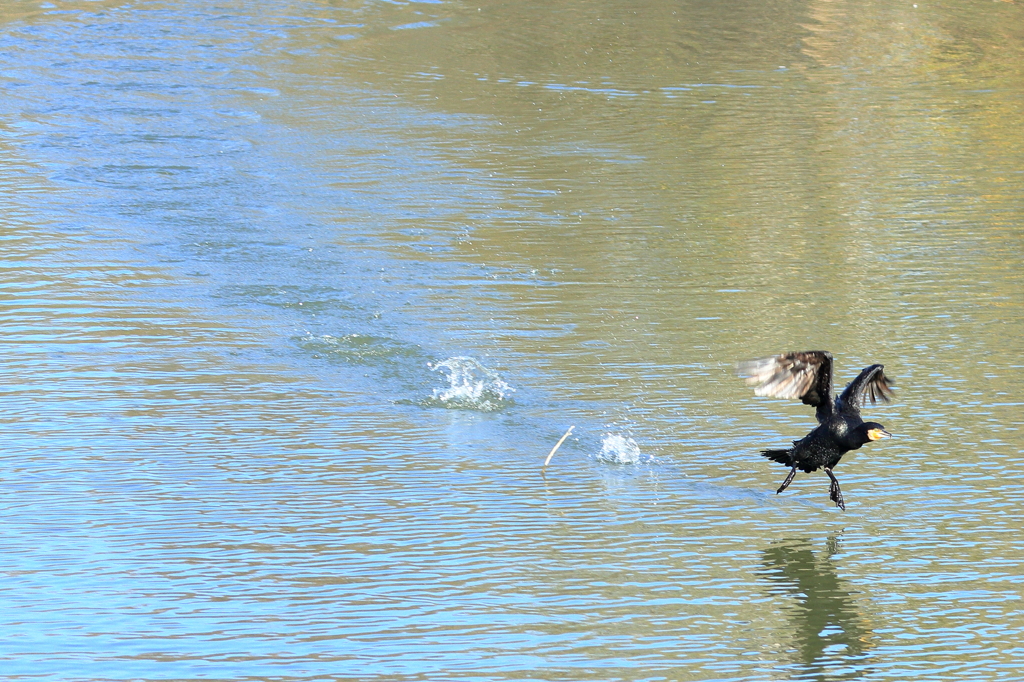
[867,427,892,441]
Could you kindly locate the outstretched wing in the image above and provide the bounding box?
[737,351,835,422]
[836,364,894,417]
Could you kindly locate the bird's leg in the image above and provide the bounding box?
[824,468,845,511]
[776,467,797,495]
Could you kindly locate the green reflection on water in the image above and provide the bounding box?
[763,536,874,677]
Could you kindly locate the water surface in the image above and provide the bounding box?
[1,0,1022,679]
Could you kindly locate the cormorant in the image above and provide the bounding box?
[737,351,894,510]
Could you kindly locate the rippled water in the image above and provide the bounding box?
[1,0,1022,679]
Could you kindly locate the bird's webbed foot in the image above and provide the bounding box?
[776,467,797,495]
[825,468,845,511]
[829,485,845,511]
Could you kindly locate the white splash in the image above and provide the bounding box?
[595,433,643,464]
[425,356,514,412]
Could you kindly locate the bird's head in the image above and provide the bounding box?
[859,421,892,443]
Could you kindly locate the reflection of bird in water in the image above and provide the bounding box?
[762,537,874,671]
[738,351,894,509]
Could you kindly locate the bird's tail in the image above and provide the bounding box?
[760,448,793,466]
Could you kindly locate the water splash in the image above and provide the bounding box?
[595,433,644,464]
[422,356,514,412]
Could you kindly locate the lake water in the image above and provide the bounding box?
[1,1,1022,679]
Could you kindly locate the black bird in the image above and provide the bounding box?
[737,351,894,510]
